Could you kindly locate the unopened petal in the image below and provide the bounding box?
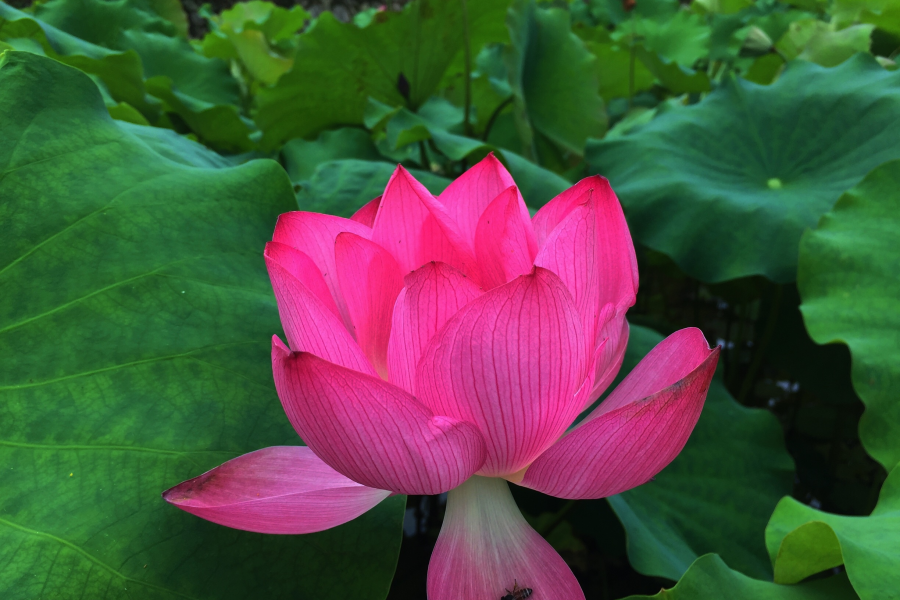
[474,186,539,290]
[416,268,586,477]
[350,195,381,228]
[372,165,480,279]
[427,476,584,600]
[520,328,719,499]
[335,232,404,379]
[387,262,482,394]
[438,152,517,246]
[273,340,487,495]
[162,446,390,534]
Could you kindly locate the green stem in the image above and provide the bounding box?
[628,26,636,111]
[737,284,783,404]
[727,304,747,391]
[482,95,514,142]
[461,0,472,137]
[418,141,429,169]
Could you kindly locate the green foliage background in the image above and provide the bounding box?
[1,0,898,598]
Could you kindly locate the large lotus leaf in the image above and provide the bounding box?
[623,554,858,600]
[586,54,900,283]
[797,160,900,470]
[765,463,900,598]
[255,0,509,150]
[119,121,233,168]
[606,326,794,581]
[504,0,607,158]
[0,52,403,600]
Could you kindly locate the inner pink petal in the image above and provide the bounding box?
[427,475,584,600]
[438,153,517,246]
[387,262,483,394]
[415,269,586,477]
[474,186,539,290]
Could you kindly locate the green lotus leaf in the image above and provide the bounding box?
[765,463,900,598]
[587,54,900,283]
[0,51,403,600]
[622,554,858,600]
[797,159,900,470]
[606,326,794,581]
[255,0,510,151]
[505,0,607,158]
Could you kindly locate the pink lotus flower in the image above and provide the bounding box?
[163,154,719,600]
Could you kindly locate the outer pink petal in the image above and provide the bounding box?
[532,175,604,247]
[438,152,518,246]
[265,242,342,322]
[335,232,404,379]
[534,183,638,346]
[272,212,372,331]
[350,195,381,228]
[387,262,483,394]
[427,476,584,600]
[265,255,377,376]
[474,186,539,290]
[534,197,602,346]
[272,340,487,495]
[415,268,586,477]
[372,166,480,279]
[162,446,390,534]
[520,328,719,499]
